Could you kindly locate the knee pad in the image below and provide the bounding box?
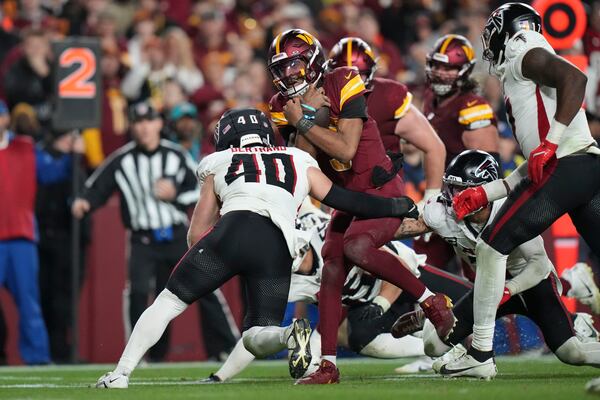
[241,326,263,358]
[422,319,451,357]
[555,337,586,365]
[343,234,374,266]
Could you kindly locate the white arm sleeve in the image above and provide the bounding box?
[482,161,528,202]
[505,236,552,295]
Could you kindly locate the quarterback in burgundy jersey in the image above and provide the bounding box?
[328,37,445,204]
[266,29,456,384]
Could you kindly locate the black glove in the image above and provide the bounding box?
[392,196,419,219]
[357,302,385,321]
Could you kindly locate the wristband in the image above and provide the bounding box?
[296,117,315,135]
[301,103,317,112]
[372,295,391,313]
[482,179,509,202]
[546,118,568,144]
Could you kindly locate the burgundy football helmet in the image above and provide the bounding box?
[426,34,476,97]
[267,29,326,98]
[328,37,378,87]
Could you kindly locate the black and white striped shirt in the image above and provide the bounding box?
[82,140,199,231]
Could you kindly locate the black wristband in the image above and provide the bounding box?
[296,117,315,135]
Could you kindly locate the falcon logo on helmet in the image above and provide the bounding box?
[481,2,541,75]
[327,37,378,88]
[425,34,476,97]
[442,150,500,205]
[267,29,326,98]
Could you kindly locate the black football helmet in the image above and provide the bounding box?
[443,150,500,202]
[482,2,541,73]
[214,108,275,151]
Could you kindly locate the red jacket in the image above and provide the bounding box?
[0,134,36,241]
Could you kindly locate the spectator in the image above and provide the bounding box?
[71,102,200,361]
[163,27,204,92]
[35,130,88,364]
[0,99,50,365]
[4,29,52,122]
[191,5,232,68]
[166,102,202,162]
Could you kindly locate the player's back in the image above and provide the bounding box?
[367,77,413,153]
[196,145,318,256]
[423,89,495,167]
[501,30,594,158]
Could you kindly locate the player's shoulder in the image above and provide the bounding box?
[196,150,230,182]
[372,77,412,119]
[505,30,554,62]
[326,66,358,82]
[287,146,320,168]
[422,194,451,230]
[456,91,495,128]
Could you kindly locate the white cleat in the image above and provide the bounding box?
[394,356,434,374]
[95,371,129,388]
[432,344,467,373]
[439,352,497,380]
[574,312,600,343]
[586,377,600,393]
[562,263,600,314]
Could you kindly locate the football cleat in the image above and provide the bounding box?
[439,352,497,380]
[295,359,340,385]
[574,313,600,343]
[197,373,223,384]
[394,356,434,374]
[420,293,457,341]
[432,344,467,373]
[586,377,600,393]
[95,371,129,388]
[287,318,313,379]
[391,309,425,338]
[562,263,600,314]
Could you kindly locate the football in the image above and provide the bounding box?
[314,106,330,128]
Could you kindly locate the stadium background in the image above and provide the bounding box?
[0,0,598,365]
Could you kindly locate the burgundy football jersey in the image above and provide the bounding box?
[423,88,496,167]
[269,67,393,191]
[366,77,412,153]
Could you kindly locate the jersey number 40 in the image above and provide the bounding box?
[225,153,296,195]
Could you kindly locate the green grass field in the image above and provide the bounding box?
[1,356,599,400]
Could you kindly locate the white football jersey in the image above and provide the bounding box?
[423,194,541,277]
[288,207,425,304]
[500,30,595,158]
[196,146,318,257]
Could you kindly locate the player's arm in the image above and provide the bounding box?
[461,125,499,154]
[187,175,220,247]
[72,154,119,218]
[502,236,552,301]
[393,216,432,239]
[395,105,445,193]
[522,47,587,128]
[307,167,418,219]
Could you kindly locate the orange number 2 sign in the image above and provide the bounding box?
[58,48,97,99]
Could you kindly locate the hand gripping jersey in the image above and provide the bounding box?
[269,67,393,191]
[500,30,596,158]
[366,77,413,153]
[423,88,496,167]
[196,146,318,257]
[288,206,425,304]
[423,194,545,279]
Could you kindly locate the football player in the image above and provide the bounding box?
[327,37,445,205]
[267,29,456,384]
[95,108,419,388]
[394,150,600,379]
[201,200,472,383]
[451,3,600,379]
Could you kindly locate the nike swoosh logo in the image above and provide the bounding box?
[466,100,477,107]
[531,151,545,158]
[345,72,353,79]
[109,377,120,383]
[440,363,485,375]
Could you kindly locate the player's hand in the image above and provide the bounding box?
[357,302,384,321]
[72,198,91,219]
[528,139,558,184]
[499,287,512,306]
[452,186,488,221]
[395,196,419,219]
[302,85,331,110]
[154,178,177,201]
[283,97,304,127]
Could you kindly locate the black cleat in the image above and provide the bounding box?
[197,373,223,384]
[287,318,313,379]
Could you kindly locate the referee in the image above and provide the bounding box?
[72,101,200,360]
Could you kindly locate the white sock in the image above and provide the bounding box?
[360,334,424,358]
[310,329,322,365]
[214,338,256,381]
[242,325,289,358]
[417,288,435,303]
[322,355,336,365]
[115,289,187,375]
[472,239,508,352]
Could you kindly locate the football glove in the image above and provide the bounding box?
[499,287,512,306]
[528,139,558,184]
[452,186,488,221]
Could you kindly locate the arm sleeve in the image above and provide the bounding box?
[81,155,119,210]
[196,153,217,186]
[321,184,416,219]
[422,196,445,231]
[505,236,552,295]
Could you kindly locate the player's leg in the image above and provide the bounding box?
[5,240,50,365]
[202,338,256,383]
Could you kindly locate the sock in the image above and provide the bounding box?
[360,334,424,358]
[472,240,508,352]
[318,257,347,357]
[115,289,187,375]
[322,355,336,365]
[468,346,494,362]
[560,277,572,295]
[214,338,256,381]
[242,326,288,358]
[417,288,435,304]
